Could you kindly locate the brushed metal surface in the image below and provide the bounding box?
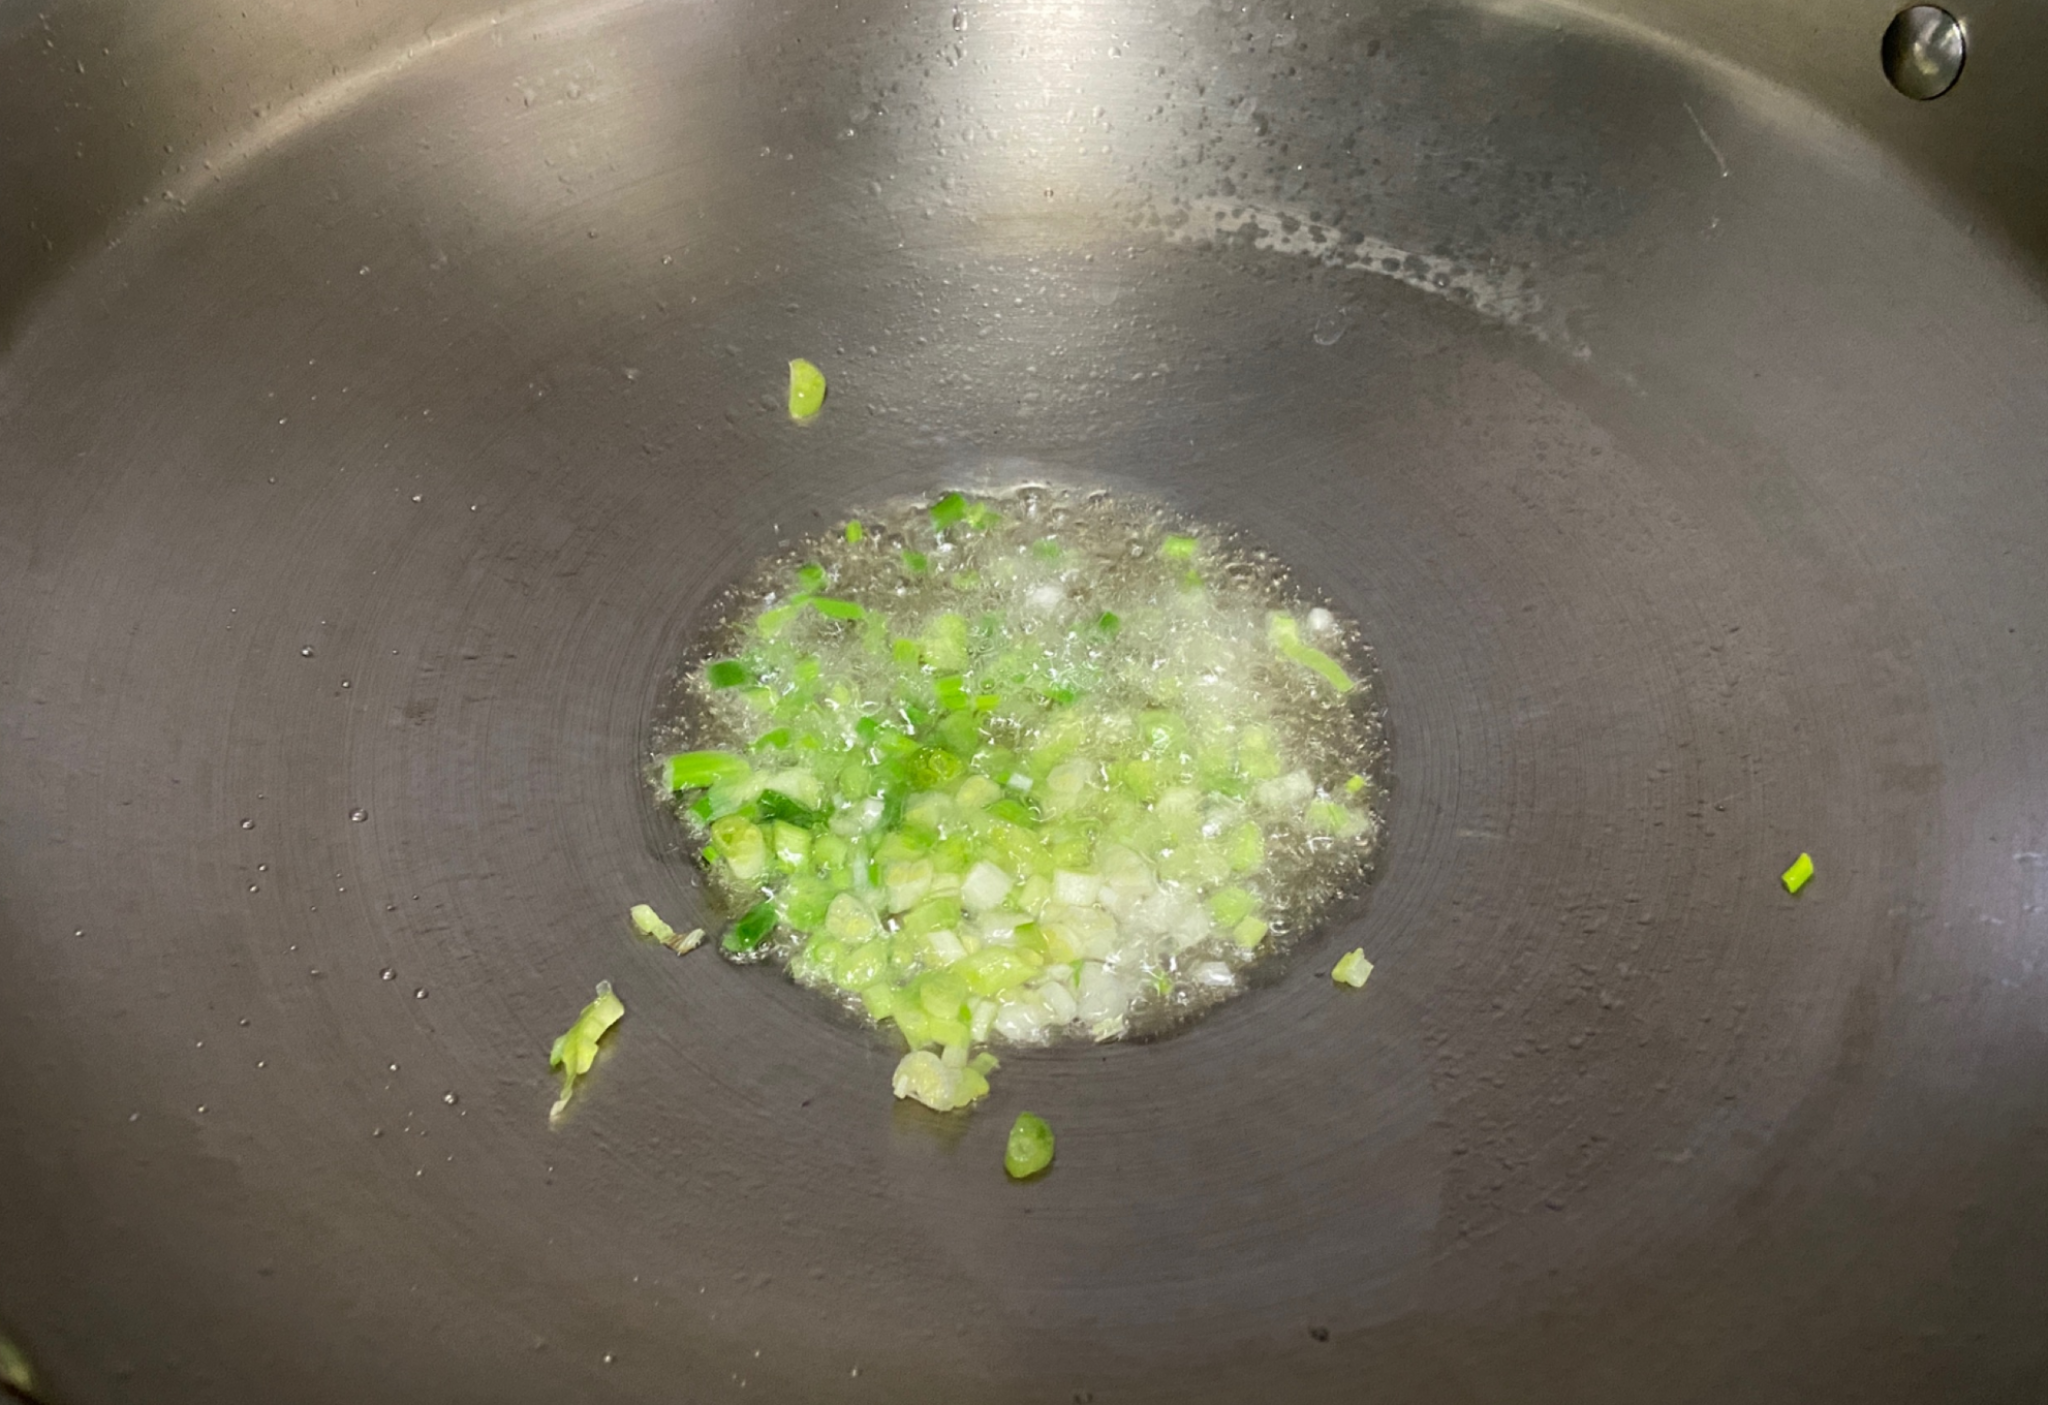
[3,1,2046,1401]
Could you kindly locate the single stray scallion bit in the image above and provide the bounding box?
[788,358,827,420]
[1004,1111,1056,1178]
[1331,948,1374,988]
[1267,612,1356,693]
[1781,852,1815,894]
[548,981,625,1123]
[630,903,703,955]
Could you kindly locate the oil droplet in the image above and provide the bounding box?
[300,646,315,658]
[414,988,428,999]
[443,1092,458,1105]
[240,818,255,829]
[380,968,395,981]
[248,884,260,893]
[349,808,369,823]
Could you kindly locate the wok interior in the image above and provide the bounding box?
[2,0,2046,1400]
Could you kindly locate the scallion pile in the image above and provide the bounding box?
[660,488,1381,1109]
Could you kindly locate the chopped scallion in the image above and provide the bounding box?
[666,490,1382,1112]
[630,903,674,944]
[631,903,703,954]
[1004,1111,1056,1178]
[667,750,750,791]
[548,980,625,1122]
[1782,852,1814,894]
[1267,613,1355,693]
[724,901,779,952]
[1331,948,1373,988]
[787,358,826,420]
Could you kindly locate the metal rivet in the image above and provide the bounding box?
[1883,6,1966,100]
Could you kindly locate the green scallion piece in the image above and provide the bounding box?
[787,358,826,421]
[630,903,675,944]
[631,903,702,954]
[667,750,751,791]
[1267,613,1355,693]
[986,797,1037,827]
[930,492,969,529]
[724,901,779,952]
[548,980,625,1122]
[755,604,801,639]
[756,789,827,827]
[1781,852,1814,894]
[1004,1111,1056,1178]
[706,659,751,689]
[1331,948,1373,988]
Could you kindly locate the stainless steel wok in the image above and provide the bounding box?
[4,0,2047,1400]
